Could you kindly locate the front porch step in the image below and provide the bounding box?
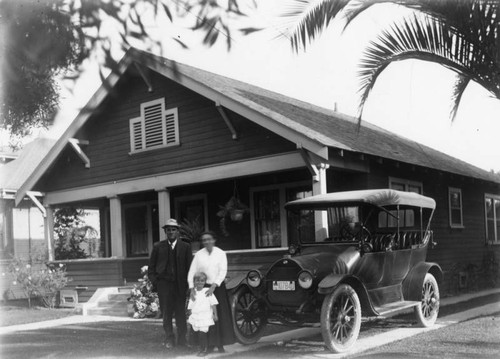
[87,306,131,316]
[108,293,131,301]
[84,286,135,317]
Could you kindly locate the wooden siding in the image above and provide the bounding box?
[52,250,286,303]
[55,259,123,302]
[37,71,296,193]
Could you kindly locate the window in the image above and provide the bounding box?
[129,98,179,153]
[389,177,423,194]
[124,203,159,257]
[250,183,312,248]
[253,189,282,248]
[485,194,500,244]
[449,188,464,228]
[175,194,209,231]
[378,209,415,228]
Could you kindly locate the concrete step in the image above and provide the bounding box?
[108,293,130,301]
[96,301,129,308]
[117,286,136,293]
[87,306,131,317]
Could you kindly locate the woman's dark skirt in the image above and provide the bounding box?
[208,282,235,347]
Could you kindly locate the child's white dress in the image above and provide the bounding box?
[188,288,219,333]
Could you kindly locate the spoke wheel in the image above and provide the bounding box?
[414,273,440,327]
[230,286,267,345]
[321,284,361,353]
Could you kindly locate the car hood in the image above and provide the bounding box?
[284,245,361,277]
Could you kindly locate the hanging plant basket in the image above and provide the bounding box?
[217,192,249,236]
[230,209,246,222]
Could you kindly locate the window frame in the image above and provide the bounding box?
[122,201,157,257]
[129,98,180,154]
[485,193,500,245]
[389,177,423,194]
[174,194,209,231]
[249,181,310,249]
[448,187,464,228]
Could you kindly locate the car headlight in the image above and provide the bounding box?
[288,244,299,255]
[298,270,313,289]
[247,270,262,288]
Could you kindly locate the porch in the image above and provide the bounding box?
[41,150,368,302]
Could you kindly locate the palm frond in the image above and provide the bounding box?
[358,10,500,121]
[450,75,470,122]
[282,0,350,52]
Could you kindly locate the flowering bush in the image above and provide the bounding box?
[128,265,160,319]
[7,251,69,308]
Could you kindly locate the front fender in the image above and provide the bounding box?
[402,262,443,301]
[318,273,376,316]
[318,273,345,295]
[226,273,247,292]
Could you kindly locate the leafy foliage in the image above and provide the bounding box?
[179,217,205,243]
[284,0,500,121]
[128,265,159,319]
[0,0,252,138]
[7,249,69,308]
[53,207,98,260]
[216,195,249,236]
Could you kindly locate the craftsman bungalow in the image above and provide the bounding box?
[16,48,500,302]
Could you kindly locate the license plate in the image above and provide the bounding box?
[272,281,295,291]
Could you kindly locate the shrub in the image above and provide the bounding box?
[7,250,69,308]
[128,265,159,319]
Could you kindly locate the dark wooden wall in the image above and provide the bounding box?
[37,70,296,192]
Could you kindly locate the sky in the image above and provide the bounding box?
[44,0,500,173]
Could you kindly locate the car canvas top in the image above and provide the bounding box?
[285,189,436,209]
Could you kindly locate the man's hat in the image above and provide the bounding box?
[162,218,180,229]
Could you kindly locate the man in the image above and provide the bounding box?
[148,218,192,349]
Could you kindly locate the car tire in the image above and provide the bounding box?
[414,273,440,327]
[230,285,267,345]
[321,284,362,353]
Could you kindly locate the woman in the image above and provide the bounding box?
[188,231,235,353]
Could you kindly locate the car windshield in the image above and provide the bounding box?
[287,205,374,244]
[287,204,433,245]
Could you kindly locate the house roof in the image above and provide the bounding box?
[285,189,436,209]
[0,138,56,192]
[132,49,499,184]
[15,48,500,203]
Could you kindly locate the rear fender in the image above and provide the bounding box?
[318,274,376,316]
[402,262,443,301]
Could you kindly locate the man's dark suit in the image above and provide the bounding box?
[148,239,193,345]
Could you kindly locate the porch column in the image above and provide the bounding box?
[44,206,55,261]
[313,164,329,241]
[109,195,125,257]
[156,188,171,236]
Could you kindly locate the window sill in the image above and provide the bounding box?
[449,225,465,229]
[129,142,180,155]
[487,241,500,246]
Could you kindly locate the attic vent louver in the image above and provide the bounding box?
[129,98,179,153]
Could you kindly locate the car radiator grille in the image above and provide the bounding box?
[266,259,307,307]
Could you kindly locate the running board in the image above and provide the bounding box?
[375,300,420,316]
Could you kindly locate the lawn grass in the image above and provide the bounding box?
[0,301,76,327]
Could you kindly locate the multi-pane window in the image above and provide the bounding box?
[251,184,312,248]
[485,194,500,244]
[129,98,179,153]
[253,189,282,248]
[389,177,423,194]
[448,188,464,228]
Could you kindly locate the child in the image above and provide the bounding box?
[188,272,219,356]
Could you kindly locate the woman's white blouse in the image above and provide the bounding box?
[188,246,227,288]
